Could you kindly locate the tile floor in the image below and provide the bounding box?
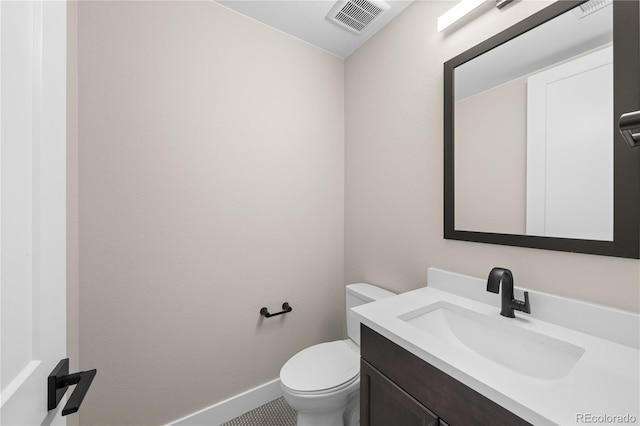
[222,397,296,426]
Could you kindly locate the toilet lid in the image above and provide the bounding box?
[280,341,359,393]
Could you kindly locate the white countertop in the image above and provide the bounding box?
[352,271,640,425]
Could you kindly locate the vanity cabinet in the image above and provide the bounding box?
[360,360,438,426]
[360,325,531,426]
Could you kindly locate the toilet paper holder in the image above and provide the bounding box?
[260,302,292,318]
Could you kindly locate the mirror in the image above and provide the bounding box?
[444,0,640,258]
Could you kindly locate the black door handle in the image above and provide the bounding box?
[48,358,97,416]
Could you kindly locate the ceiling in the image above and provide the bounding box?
[215,0,414,58]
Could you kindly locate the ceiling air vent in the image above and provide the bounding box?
[327,0,391,34]
[573,0,612,19]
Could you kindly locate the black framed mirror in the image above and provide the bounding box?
[444,0,639,259]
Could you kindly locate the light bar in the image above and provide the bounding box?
[437,0,486,32]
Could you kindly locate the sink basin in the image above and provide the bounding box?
[398,301,585,380]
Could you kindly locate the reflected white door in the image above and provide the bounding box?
[1,1,67,425]
[526,46,613,240]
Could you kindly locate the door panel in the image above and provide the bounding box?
[361,360,438,426]
[526,46,613,240]
[1,0,67,424]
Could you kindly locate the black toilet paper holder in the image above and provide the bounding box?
[260,302,292,318]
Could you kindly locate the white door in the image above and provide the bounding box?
[0,0,68,424]
[526,46,614,241]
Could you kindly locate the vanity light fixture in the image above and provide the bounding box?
[496,0,513,9]
[437,0,485,32]
[438,0,514,32]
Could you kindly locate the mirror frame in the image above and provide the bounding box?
[444,0,640,259]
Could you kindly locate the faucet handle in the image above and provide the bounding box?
[517,291,531,314]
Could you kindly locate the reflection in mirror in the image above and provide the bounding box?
[453,2,613,240]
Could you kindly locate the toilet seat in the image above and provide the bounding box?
[280,340,359,394]
[282,373,359,396]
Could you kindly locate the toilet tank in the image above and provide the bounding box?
[346,283,395,346]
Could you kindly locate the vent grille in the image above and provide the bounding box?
[327,0,390,34]
[573,0,612,19]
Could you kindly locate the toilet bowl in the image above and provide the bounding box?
[279,284,395,426]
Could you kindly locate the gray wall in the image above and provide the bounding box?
[455,77,526,234]
[75,2,344,424]
[345,0,639,311]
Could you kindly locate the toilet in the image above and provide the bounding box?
[280,284,395,426]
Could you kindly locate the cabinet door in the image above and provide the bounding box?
[361,360,438,426]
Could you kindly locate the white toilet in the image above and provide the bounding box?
[280,284,395,426]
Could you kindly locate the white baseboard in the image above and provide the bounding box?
[167,378,283,426]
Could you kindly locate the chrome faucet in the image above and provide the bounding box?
[487,267,531,318]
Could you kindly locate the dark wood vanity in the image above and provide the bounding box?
[360,325,531,426]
